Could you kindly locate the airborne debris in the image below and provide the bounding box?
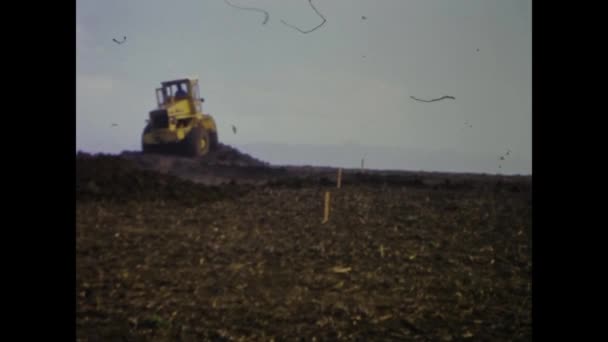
[224,0,270,25]
[497,149,512,170]
[112,36,126,44]
[281,0,327,34]
[410,95,455,103]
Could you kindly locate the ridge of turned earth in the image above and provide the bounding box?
[77,143,530,192]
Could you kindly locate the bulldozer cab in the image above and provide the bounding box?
[155,78,203,114]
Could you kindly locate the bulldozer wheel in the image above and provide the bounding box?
[184,126,210,157]
[142,124,157,154]
[143,144,157,154]
[210,132,219,150]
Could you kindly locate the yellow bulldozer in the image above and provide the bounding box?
[142,78,219,157]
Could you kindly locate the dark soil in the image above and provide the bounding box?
[77,152,250,205]
[76,151,532,341]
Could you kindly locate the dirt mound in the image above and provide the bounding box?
[114,143,530,191]
[121,143,268,168]
[76,152,248,204]
[117,143,274,185]
[201,143,270,167]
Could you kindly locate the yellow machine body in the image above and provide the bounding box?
[142,78,219,156]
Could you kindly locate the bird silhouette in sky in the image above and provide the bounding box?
[111,123,119,127]
[232,125,237,134]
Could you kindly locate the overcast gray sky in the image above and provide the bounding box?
[77,0,531,175]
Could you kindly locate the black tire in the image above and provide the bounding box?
[143,144,155,153]
[142,124,156,154]
[209,131,219,150]
[184,126,210,157]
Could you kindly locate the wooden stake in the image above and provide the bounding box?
[322,191,331,224]
[337,168,342,189]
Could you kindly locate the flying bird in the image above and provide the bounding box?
[361,16,367,20]
[111,123,119,127]
[232,125,237,134]
[112,36,127,44]
[476,48,480,52]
